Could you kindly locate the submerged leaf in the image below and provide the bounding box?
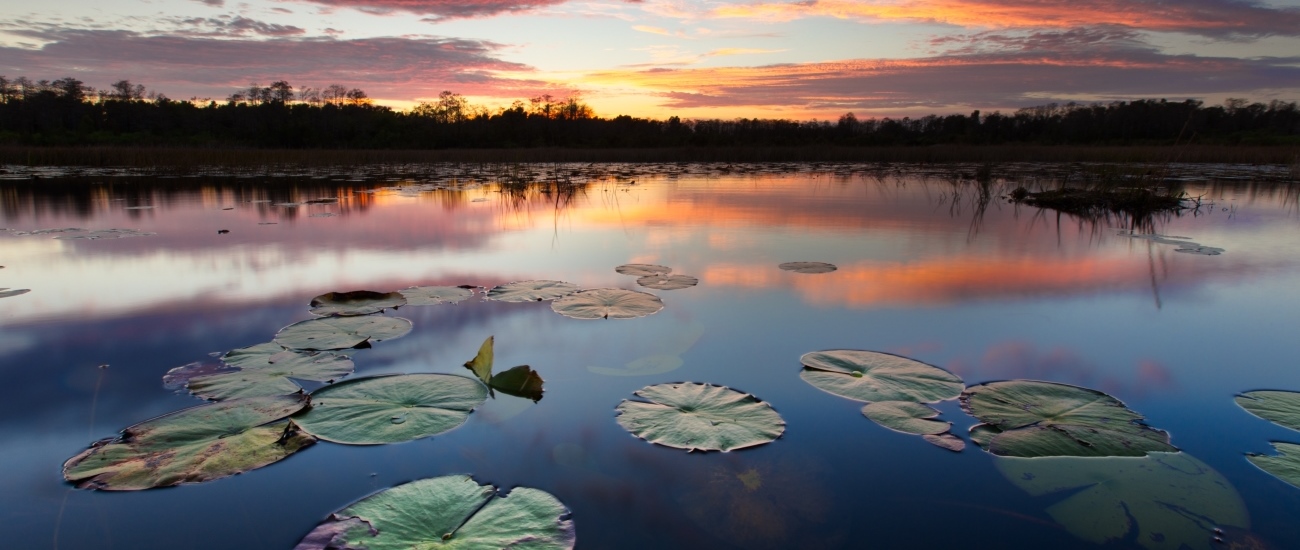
[616,382,785,452]
[486,280,579,302]
[799,350,964,403]
[464,336,494,385]
[551,288,664,320]
[636,274,699,290]
[588,354,685,377]
[63,395,313,491]
[961,380,1176,457]
[778,262,836,274]
[309,291,407,316]
[292,374,487,445]
[1248,442,1300,490]
[399,285,474,306]
[861,401,951,435]
[490,365,545,402]
[183,342,354,400]
[615,264,672,276]
[0,288,31,298]
[274,315,412,351]
[1236,390,1300,432]
[294,475,575,550]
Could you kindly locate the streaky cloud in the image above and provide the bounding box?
[286,0,635,20]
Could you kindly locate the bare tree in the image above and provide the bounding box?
[322,84,349,106]
[110,80,147,101]
[268,80,293,104]
[345,88,370,106]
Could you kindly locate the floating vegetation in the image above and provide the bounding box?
[551,288,664,320]
[309,290,407,316]
[1119,232,1225,256]
[778,262,837,274]
[463,336,545,402]
[1011,187,1185,217]
[0,288,30,299]
[63,395,313,491]
[399,285,474,306]
[1247,443,1300,489]
[122,206,154,210]
[996,452,1249,550]
[799,350,963,403]
[636,274,699,290]
[861,401,951,435]
[961,380,1176,458]
[292,374,487,445]
[308,212,336,218]
[615,264,672,276]
[922,433,965,452]
[615,382,785,452]
[1236,390,1300,432]
[294,475,575,550]
[179,342,354,400]
[274,315,412,351]
[54,228,157,240]
[486,280,580,302]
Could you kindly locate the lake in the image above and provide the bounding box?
[2,162,1299,549]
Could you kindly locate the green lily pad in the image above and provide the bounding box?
[292,374,487,445]
[462,336,546,402]
[486,280,579,302]
[861,401,951,435]
[309,291,407,316]
[799,350,964,403]
[1236,390,1300,432]
[961,380,1176,457]
[274,315,412,351]
[0,288,30,298]
[63,395,313,491]
[615,382,785,452]
[399,285,474,306]
[778,262,836,274]
[996,452,1249,550]
[616,264,671,276]
[1248,442,1300,489]
[182,342,354,400]
[637,274,699,290]
[923,433,965,452]
[551,288,664,320]
[464,336,495,385]
[294,475,575,550]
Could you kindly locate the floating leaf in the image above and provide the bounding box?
[62,395,313,491]
[996,452,1249,550]
[292,374,486,445]
[615,382,785,452]
[1247,442,1300,489]
[181,342,354,400]
[274,315,412,351]
[616,264,671,276]
[486,280,579,302]
[294,475,575,550]
[960,380,1176,457]
[1174,245,1224,255]
[53,228,156,240]
[490,365,545,402]
[399,285,474,306]
[861,401,951,435]
[799,350,963,403]
[637,274,699,290]
[1236,390,1300,432]
[778,262,836,274]
[968,423,1000,450]
[923,433,965,452]
[0,288,31,298]
[463,336,494,385]
[551,288,664,320]
[309,291,406,316]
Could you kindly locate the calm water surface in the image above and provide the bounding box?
[2,165,1299,549]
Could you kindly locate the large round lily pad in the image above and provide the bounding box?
[274,315,412,350]
[996,452,1249,550]
[799,350,964,403]
[309,291,407,316]
[486,280,579,302]
[637,274,699,290]
[616,264,671,276]
[1236,390,1300,432]
[1248,442,1300,490]
[292,374,487,445]
[615,382,785,452]
[63,395,313,491]
[961,380,1176,457]
[551,288,664,320]
[861,401,951,435]
[778,262,836,274]
[399,285,474,306]
[295,475,575,550]
[183,342,354,400]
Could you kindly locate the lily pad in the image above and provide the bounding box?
[1247,442,1300,489]
[54,228,156,240]
[309,291,407,316]
[399,285,474,306]
[463,336,546,402]
[799,350,964,403]
[294,475,575,550]
[274,315,412,351]
[616,264,672,276]
[778,262,836,274]
[0,288,31,298]
[292,374,487,445]
[182,342,354,400]
[551,288,664,320]
[62,395,313,490]
[960,380,1176,457]
[1236,390,1300,432]
[996,452,1249,550]
[923,433,965,452]
[485,280,579,302]
[636,274,699,290]
[615,382,785,452]
[861,401,950,435]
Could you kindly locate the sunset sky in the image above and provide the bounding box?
[3,0,1300,118]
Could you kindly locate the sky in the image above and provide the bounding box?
[3,0,1300,119]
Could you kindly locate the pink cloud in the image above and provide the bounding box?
[286,0,636,20]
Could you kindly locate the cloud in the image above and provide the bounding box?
[171,16,307,37]
[708,0,1300,37]
[287,0,634,20]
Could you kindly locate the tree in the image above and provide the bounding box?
[50,77,88,101]
[413,90,468,123]
[110,80,146,101]
[345,88,371,106]
[322,84,349,106]
[268,80,294,104]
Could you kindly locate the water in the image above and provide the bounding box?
[2,165,1299,549]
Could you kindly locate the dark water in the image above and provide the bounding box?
[2,165,1299,550]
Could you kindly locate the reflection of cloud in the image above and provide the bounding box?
[948,341,1176,398]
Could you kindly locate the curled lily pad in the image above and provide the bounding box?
[399,285,474,306]
[799,350,964,403]
[0,288,31,298]
[182,342,354,400]
[1248,442,1300,489]
[294,475,575,550]
[292,374,487,445]
[996,452,1248,550]
[1236,390,1300,432]
[861,401,950,435]
[778,262,836,274]
[462,336,545,402]
[616,264,671,276]
[636,274,699,290]
[551,288,664,320]
[63,395,313,491]
[615,382,785,452]
[274,315,412,351]
[961,380,1176,457]
[309,291,407,316]
[486,280,579,302]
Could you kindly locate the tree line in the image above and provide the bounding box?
[1,76,1297,149]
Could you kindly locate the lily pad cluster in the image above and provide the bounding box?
[1118,232,1225,256]
[1236,390,1300,489]
[615,263,699,290]
[616,382,785,452]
